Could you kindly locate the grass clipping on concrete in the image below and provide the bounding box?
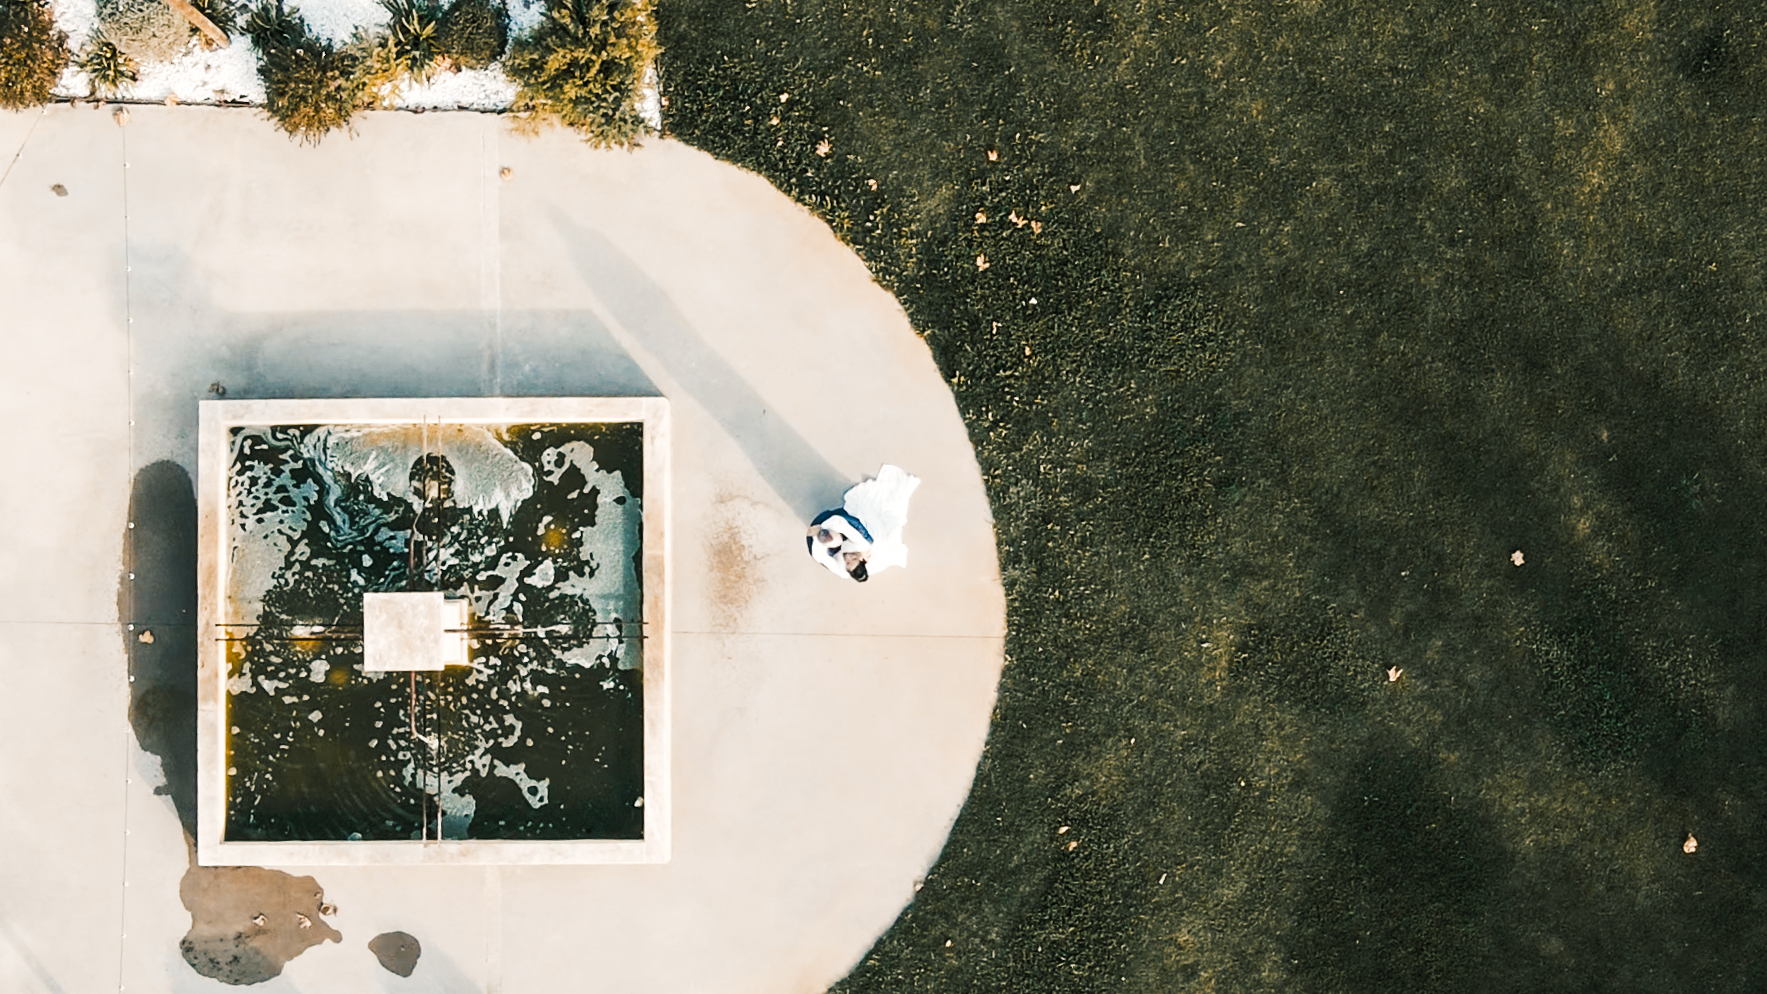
[0,0,67,109]
[659,1,1767,992]
[504,0,656,146]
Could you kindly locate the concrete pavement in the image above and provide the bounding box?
[0,104,1004,994]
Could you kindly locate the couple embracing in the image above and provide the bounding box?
[805,465,919,583]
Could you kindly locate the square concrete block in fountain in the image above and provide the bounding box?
[363,593,469,672]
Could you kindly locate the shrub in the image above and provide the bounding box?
[98,0,190,62]
[0,0,69,109]
[504,0,657,146]
[76,29,137,97]
[360,0,442,100]
[435,0,504,70]
[245,0,363,143]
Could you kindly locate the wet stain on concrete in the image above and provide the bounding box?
[123,460,340,985]
[369,931,423,977]
[707,490,768,630]
[178,863,342,984]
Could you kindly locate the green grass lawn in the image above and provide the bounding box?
[656,1,1767,990]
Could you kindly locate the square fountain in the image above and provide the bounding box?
[196,399,670,865]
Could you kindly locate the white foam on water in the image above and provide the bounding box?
[542,441,644,670]
[309,424,535,524]
[228,431,320,624]
[492,759,549,809]
[474,551,530,620]
[438,770,477,838]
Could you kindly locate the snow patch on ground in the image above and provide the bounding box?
[136,39,265,103]
[388,66,518,112]
[298,0,388,47]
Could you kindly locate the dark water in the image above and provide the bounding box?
[223,422,646,842]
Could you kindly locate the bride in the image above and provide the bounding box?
[805,465,920,582]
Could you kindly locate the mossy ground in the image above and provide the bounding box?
[658,0,1767,991]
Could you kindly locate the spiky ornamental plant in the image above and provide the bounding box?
[187,0,239,40]
[76,28,138,97]
[245,0,364,144]
[363,0,443,93]
[0,0,69,109]
[503,0,658,147]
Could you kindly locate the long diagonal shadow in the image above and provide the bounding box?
[552,213,850,518]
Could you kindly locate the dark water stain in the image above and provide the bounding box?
[122,460,200,835]
[178,857,343,984]
[123,461,341,985]
[369,931,422,977]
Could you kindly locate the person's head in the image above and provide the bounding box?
[848,558,869,582]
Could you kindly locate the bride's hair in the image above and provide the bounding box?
[849,560,869,582]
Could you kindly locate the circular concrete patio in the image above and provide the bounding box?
[0,104,1003,994]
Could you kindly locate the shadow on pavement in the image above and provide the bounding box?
[553,213,851,517]
[121,244,664,473]
[121,461,341,986]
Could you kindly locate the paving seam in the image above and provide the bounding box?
[481,118,503,397]
[0,107,46,191]
[0,619,156,627]
[116,113,135,994]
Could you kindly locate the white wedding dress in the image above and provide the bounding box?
[839,465,920,573]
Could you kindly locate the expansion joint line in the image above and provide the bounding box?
[0,106,46,192]
[118,115,136,994]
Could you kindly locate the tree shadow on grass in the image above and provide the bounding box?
[1288,739,1507,994]
[1278,314,1767,989]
